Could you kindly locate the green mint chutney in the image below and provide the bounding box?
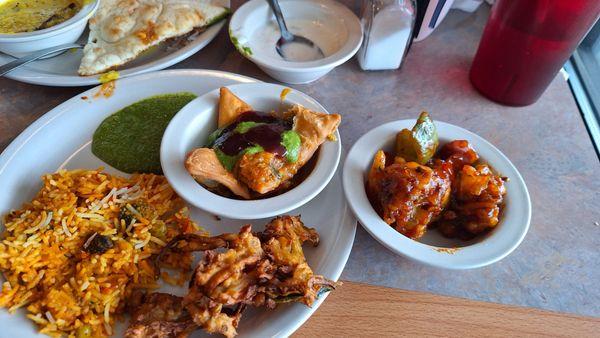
[92,93,197,174]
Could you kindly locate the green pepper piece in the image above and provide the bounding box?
[395,129,418,162]
[395,112,438,164]
[412,112,438,164]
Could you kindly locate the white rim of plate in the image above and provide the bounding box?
[343,120,531,270]
[229,0,363,72]
[0,1,229,86]
[161,82,342,219]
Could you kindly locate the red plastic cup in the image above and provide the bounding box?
[470,0,600,106]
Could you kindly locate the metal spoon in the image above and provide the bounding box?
[265,0,324,62]
[0,43,82,77]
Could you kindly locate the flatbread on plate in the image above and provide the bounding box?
[79,0,228,76]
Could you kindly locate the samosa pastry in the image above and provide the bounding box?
[185,87,341,198]
[219,87,253,127]
[185,148,250,199]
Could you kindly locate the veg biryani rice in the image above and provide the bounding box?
[0,169,199,337]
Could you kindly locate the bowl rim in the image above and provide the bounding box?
[0,0,99,41]
[228,0,363,72]
[342,120,532,270]
[161,82,342,220]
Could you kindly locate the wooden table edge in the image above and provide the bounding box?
[295,281,600,337]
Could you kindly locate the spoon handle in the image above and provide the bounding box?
[0,43,82,77]
[266,0,294,41]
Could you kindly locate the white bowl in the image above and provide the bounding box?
[161,82,342,219]
[343,120,531,269]
[229,0,362,84]
[0,0,99,57]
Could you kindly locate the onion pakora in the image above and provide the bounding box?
[124,216,338,338]
[185,88,341,199]
[367,112,507,240]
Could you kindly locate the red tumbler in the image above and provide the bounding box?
[470,0,600,106]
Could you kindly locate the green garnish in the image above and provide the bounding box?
[214,145,265,172]
[230,34,253,56]
[234,121,264,134]
[242,46,253,56]
[206,128,223,146]
[244,145,264,155]
[92,93,197,174]
[281,130,301,163]
[214,148,239,172]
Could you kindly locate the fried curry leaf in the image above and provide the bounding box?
[395,112,438,164]
[274,286,334,304]
[206,127,223,146]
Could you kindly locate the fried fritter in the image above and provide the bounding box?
[259,216,327,307]
[124,293,195,338]
[129,216,337,338]
[181,226,270,337]
[186,225,264,306]
[185,297,244,338]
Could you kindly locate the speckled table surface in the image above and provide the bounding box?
[1,2,599,318]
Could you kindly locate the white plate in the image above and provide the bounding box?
[162,83,341,219]
[0,70,356,337]
[343,120,531,270]
[0,0,229,87]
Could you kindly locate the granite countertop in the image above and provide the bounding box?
[1,2,599,318]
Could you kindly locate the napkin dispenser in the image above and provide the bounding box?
[413,0,455,41]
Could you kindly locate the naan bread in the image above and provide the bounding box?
[78,0,228,76]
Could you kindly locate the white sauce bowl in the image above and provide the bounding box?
[0,0,99,57]
[229,0,363,84]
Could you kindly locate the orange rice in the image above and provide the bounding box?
[0,169,199,337]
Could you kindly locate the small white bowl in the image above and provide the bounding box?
[343,120,531,269]
[161,83,341,219]
[229,0,362,84]
[0,0,99,57]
